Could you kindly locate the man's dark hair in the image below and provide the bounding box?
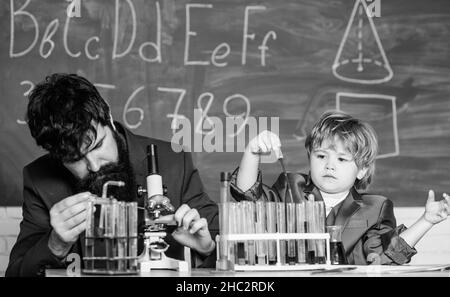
[27,73,113,162]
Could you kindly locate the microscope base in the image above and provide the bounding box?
[139,254,190,272]
[139,232,191,272]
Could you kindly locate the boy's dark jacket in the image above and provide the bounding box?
[230,169,416,265]
[6,123,218,277]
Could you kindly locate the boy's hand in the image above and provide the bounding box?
[423,190,450,225]
[237,130,282,191]
[247,130,281,155]
[170,204,215,256]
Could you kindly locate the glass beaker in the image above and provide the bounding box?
[327,225,347,265]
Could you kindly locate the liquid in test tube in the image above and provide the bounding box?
[286,202,297,264]
[305,200,316,264]
[127,202,138,272]
[236,201,247,265]
[295,203,306,264]
[105,200,118,272]
[84,199,95,271]
[229,202,239,265]
[117,202,127,271]
[265,202,277,264]
[255,201,267,265]
[276,202,286,265]
[314,201,326,264]
[244,201,256,265]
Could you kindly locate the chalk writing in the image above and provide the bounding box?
[16,81,35,125]
[9,0,276,66]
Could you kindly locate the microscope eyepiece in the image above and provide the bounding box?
[147,144,159,175]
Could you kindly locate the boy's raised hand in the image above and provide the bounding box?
[423,190,450,224]
[238,130,282,191]
[247,130,281,155]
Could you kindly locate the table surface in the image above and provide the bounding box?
[46,264,450,277]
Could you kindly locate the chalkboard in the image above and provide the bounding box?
[1,0,449,207]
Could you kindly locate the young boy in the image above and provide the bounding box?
[230,111,449,265]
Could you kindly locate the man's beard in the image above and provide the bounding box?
[74,131,136,202]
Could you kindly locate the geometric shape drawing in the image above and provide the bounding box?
[332,0,393,84]
[336,92,399,159]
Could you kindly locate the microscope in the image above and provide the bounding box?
[137,144,190,272]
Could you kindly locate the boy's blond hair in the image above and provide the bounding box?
[305,111,378,190]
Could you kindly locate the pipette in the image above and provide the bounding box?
[274,147,294,203]
[274,147,296,264]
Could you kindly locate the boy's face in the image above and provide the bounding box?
[309,137,367,195]
[63,123,119,180]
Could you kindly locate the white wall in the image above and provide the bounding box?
[0,207,21,277]
[394,207,450,265]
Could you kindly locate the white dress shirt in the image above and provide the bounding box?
[320,191,349,217]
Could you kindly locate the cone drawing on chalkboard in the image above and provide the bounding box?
[332,0,393,84]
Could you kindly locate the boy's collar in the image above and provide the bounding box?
[302,173,362,201]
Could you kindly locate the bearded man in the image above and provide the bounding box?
[6,73,218,277]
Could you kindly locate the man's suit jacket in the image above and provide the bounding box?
[6,123,218,277]
[230,169,416,265]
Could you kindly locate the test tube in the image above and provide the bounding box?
[255,201,267,265]
[236,201,247,265]
[286,202,297,264]
[127,202,138,272]
[84,199,95,271]
[265,202,277,264]
[217,202,234,270]
[228,202,237,266]
[276,202,286,265]
[305,199,316,264]
[117,202,127,271]
[105,200,118,271]
[218,202,228,261]
[295,203,306,264]
[244,201,256,265]
[216,172,235,271]
[314,201,326,264]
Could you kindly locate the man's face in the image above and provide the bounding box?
[63,124,119,181]
[309,137,367,195]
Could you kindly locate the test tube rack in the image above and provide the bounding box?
[217,232,331,271]
[83,197,140,275]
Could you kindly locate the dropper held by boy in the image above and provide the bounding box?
[232,111,449,265]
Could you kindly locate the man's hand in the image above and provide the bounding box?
[423,190,450,225]
[170,204,215,256]
[48,192,92,257]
